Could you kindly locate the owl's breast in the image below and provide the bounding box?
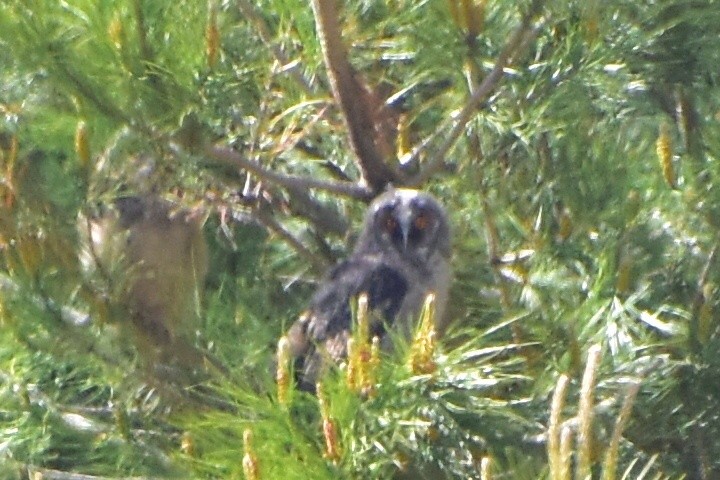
[307,255,409,342]
[392,249,452,338]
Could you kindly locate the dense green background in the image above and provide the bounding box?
[1,0,720,478]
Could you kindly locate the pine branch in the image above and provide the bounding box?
[25,467,162,480]
[407,0,547,186]
[240,194,332,272]
[132,0,153,66]
[283,185,350,237]
[54,61,131,124]
[205,145,373,200]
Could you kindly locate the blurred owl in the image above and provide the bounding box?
[287,188,452,390]
[81,195,209,373]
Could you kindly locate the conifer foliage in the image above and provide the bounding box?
[1,0,720,478]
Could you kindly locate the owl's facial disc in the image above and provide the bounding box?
[378,201,435,254]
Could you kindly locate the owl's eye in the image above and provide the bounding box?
[413,211,430,231]
[383,214,398,233]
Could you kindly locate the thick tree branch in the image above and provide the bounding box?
[311,0,400,192]
[407,0,546,186]
[284,185,349,237]
[205,145,373,200]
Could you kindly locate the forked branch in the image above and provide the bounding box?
[311,0,400,192]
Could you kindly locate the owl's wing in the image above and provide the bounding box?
[288,256,408,390]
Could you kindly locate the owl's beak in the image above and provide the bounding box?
[398,210,413,251]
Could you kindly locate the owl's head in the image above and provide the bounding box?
[359,189,451,261]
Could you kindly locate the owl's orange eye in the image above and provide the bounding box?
[384,215,398,233]
[414,212,430,230]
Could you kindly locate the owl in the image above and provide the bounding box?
[287,188,452,390]
[81,195,209,371]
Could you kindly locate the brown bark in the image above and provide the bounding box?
[311,0,400,193]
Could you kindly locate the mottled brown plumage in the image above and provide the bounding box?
[82,195,208,370]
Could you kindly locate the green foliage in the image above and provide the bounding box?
[1,0,720,478]
[182,322,535,480]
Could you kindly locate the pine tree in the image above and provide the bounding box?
[1,0,719,478]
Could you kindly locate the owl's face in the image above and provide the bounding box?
[364,189,450,261]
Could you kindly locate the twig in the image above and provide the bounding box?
[205,145,373,200]
[689,240,720,351]
[248,198,331,272]
[54,62,131,124]
[461,62,517,325]
[481,195,526,345]
[132,0,153,66]
[236,0,315,94]
[79,212,115,290]
[407,0,546,186]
